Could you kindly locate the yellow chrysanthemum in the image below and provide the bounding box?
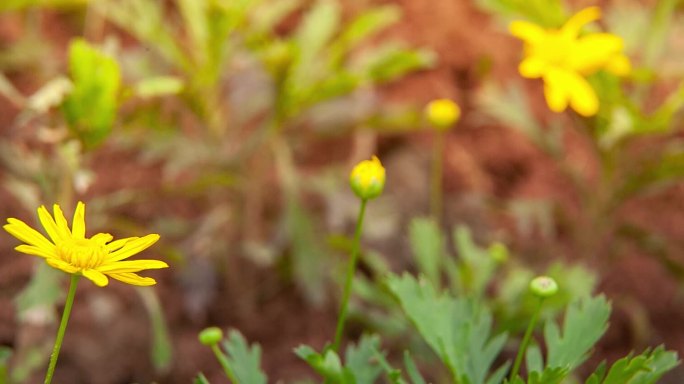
[510,6,631,117]
[425,99,461,130]
[349,156,386,200]
[4,202,167,287]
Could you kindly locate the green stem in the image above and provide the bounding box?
[510,298,544,381]
[44,274,80,384]
[211,344,238,383]
[332,198,368,351]
[430,131,445,222]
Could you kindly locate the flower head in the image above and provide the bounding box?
[425,99,461,130]
[4,202,167,287]
[529,276,559,298]
[349,156,385,200]
[510,6,631,116]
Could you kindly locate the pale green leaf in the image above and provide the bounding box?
[221,330,267,384]
[409,217,444,287]
[544,295,611,370]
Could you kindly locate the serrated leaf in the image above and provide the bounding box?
[295,345,344,382]
[409,217,443,287]
[629,346,679,384]
[221,330,267,384]
[386,273,508,384]
[345,335,386,384]
[544,295,611,370]
[453,226,499,297]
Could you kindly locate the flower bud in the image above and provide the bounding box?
[529,276,558,298]
[425,99,461,130]
[198,327,223,346]
[349,156,385,200]
[488,242,508,264]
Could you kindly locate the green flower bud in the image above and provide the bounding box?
[198,327,223,346]
[425,99,461,130]
[488,242,509,264]
[349,156,386,200]
[529,276,559,298]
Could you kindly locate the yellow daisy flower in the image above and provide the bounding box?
[4,202,167,287]
[510,6,631,117]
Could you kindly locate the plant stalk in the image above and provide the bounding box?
[509,298,544,381]
[44,274,80,384]
[332,198,368,351]
[211,344,238,383]
[430,131,446,222]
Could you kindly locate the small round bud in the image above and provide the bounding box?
[349,156,386,200]
[529,276,559,298]
[425,99,461,130]
[488,242,508,264]
[198,327,223,346]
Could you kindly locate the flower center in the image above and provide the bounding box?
[57,238,107,269]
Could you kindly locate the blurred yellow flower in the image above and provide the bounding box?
[4,202,167,287]
[510,6,631,117]
[350,156,385,200]
[425,99,461,130]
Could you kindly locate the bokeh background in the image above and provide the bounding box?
[1,0,684,383]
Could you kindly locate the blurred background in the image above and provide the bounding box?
[1,0,684,383]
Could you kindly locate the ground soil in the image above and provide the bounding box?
[1,1,684,383]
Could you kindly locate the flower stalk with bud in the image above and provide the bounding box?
[332,156,385,351]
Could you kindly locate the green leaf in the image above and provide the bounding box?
[386,273,508,384]
[409,217,444,287]
[137,287,173,372]
[336,5,400,49]
[453,226,499,297]
[585,346,679,384]
[15,263,61,322]
[356,43,434,83]
[221,330,267,384]
[295,345,345,382]
[251,0,302,34]
[544,295,611,370]
[61,38,121,148]
[194,372,211,384]
[0,346,11,383]
[345,335,386,384]
[403,351,426,384]
[133,76,185,99]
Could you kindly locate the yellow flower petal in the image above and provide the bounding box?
[569,34,625,74]
[606,54,631,76]
[561,6,601,37]
[37,205,65,243]
[72,201,86,239]
[97,259,169,273]
[4,218,55,249]
[82,269,109,287]
[543,70,570,112]
[104,234,160,262]
[91,233,114,244]
[519,57,546,78]
[108,272,157,286]
[15,244,57,258]
[566,73,599,117]
[52,204,72,238]
[46,258,79,274]
[105,237,138,253]
[509,20,547,44]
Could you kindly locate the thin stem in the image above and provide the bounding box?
[332,198,368,351]
[509,298,544,381]
[44,274,80,384]
[430,131,445,222]
[211,344,238,383]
